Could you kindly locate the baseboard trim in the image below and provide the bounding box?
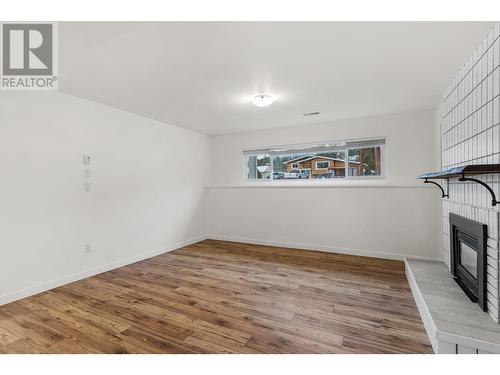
[0,235,207,307]
[207,234,440,262]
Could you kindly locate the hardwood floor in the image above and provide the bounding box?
[0,240,432,353]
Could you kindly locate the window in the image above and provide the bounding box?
[244,138,385,181]
[348,146,383,176]
[246,154,271,180]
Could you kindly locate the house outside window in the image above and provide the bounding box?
[244,138,385,181]
[316,161,329,169]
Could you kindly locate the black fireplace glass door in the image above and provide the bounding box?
[449,213,487,311]
[459,241,478,278]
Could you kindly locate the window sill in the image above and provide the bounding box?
[207,180,432,189]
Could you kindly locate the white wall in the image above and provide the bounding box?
[0,93,442,305]
[207,109,441,260]
[0,91,210,305]
[211,110,437,187]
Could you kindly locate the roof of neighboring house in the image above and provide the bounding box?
[284,155,361,165]
[284,154,315,164]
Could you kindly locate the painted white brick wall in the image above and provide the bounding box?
[441,22,500,323]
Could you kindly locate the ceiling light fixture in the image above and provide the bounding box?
[251,94,275,108]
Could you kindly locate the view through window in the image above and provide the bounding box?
[245,139,385,181]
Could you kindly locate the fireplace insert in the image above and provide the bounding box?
[449,213,487,311]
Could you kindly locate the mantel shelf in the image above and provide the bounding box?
[417,164,500,206]
[417,164,500,180]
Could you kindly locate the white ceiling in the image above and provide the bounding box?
[59,22,494,135]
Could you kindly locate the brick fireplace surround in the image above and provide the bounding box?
[440,22,500,324]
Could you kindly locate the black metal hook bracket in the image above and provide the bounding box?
[458,174,500,206]
[424,178,449,198]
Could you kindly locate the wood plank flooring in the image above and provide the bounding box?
[0,240,432,353]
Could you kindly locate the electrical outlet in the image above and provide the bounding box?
[83,168,91,178]
[84,244,92,254]
[83,182,91,192]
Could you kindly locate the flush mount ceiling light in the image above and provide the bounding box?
[251,94,275,107]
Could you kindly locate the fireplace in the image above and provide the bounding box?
[449,213,487,311]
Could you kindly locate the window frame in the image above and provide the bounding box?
[345,144,385,179]
[244,137,386,183]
